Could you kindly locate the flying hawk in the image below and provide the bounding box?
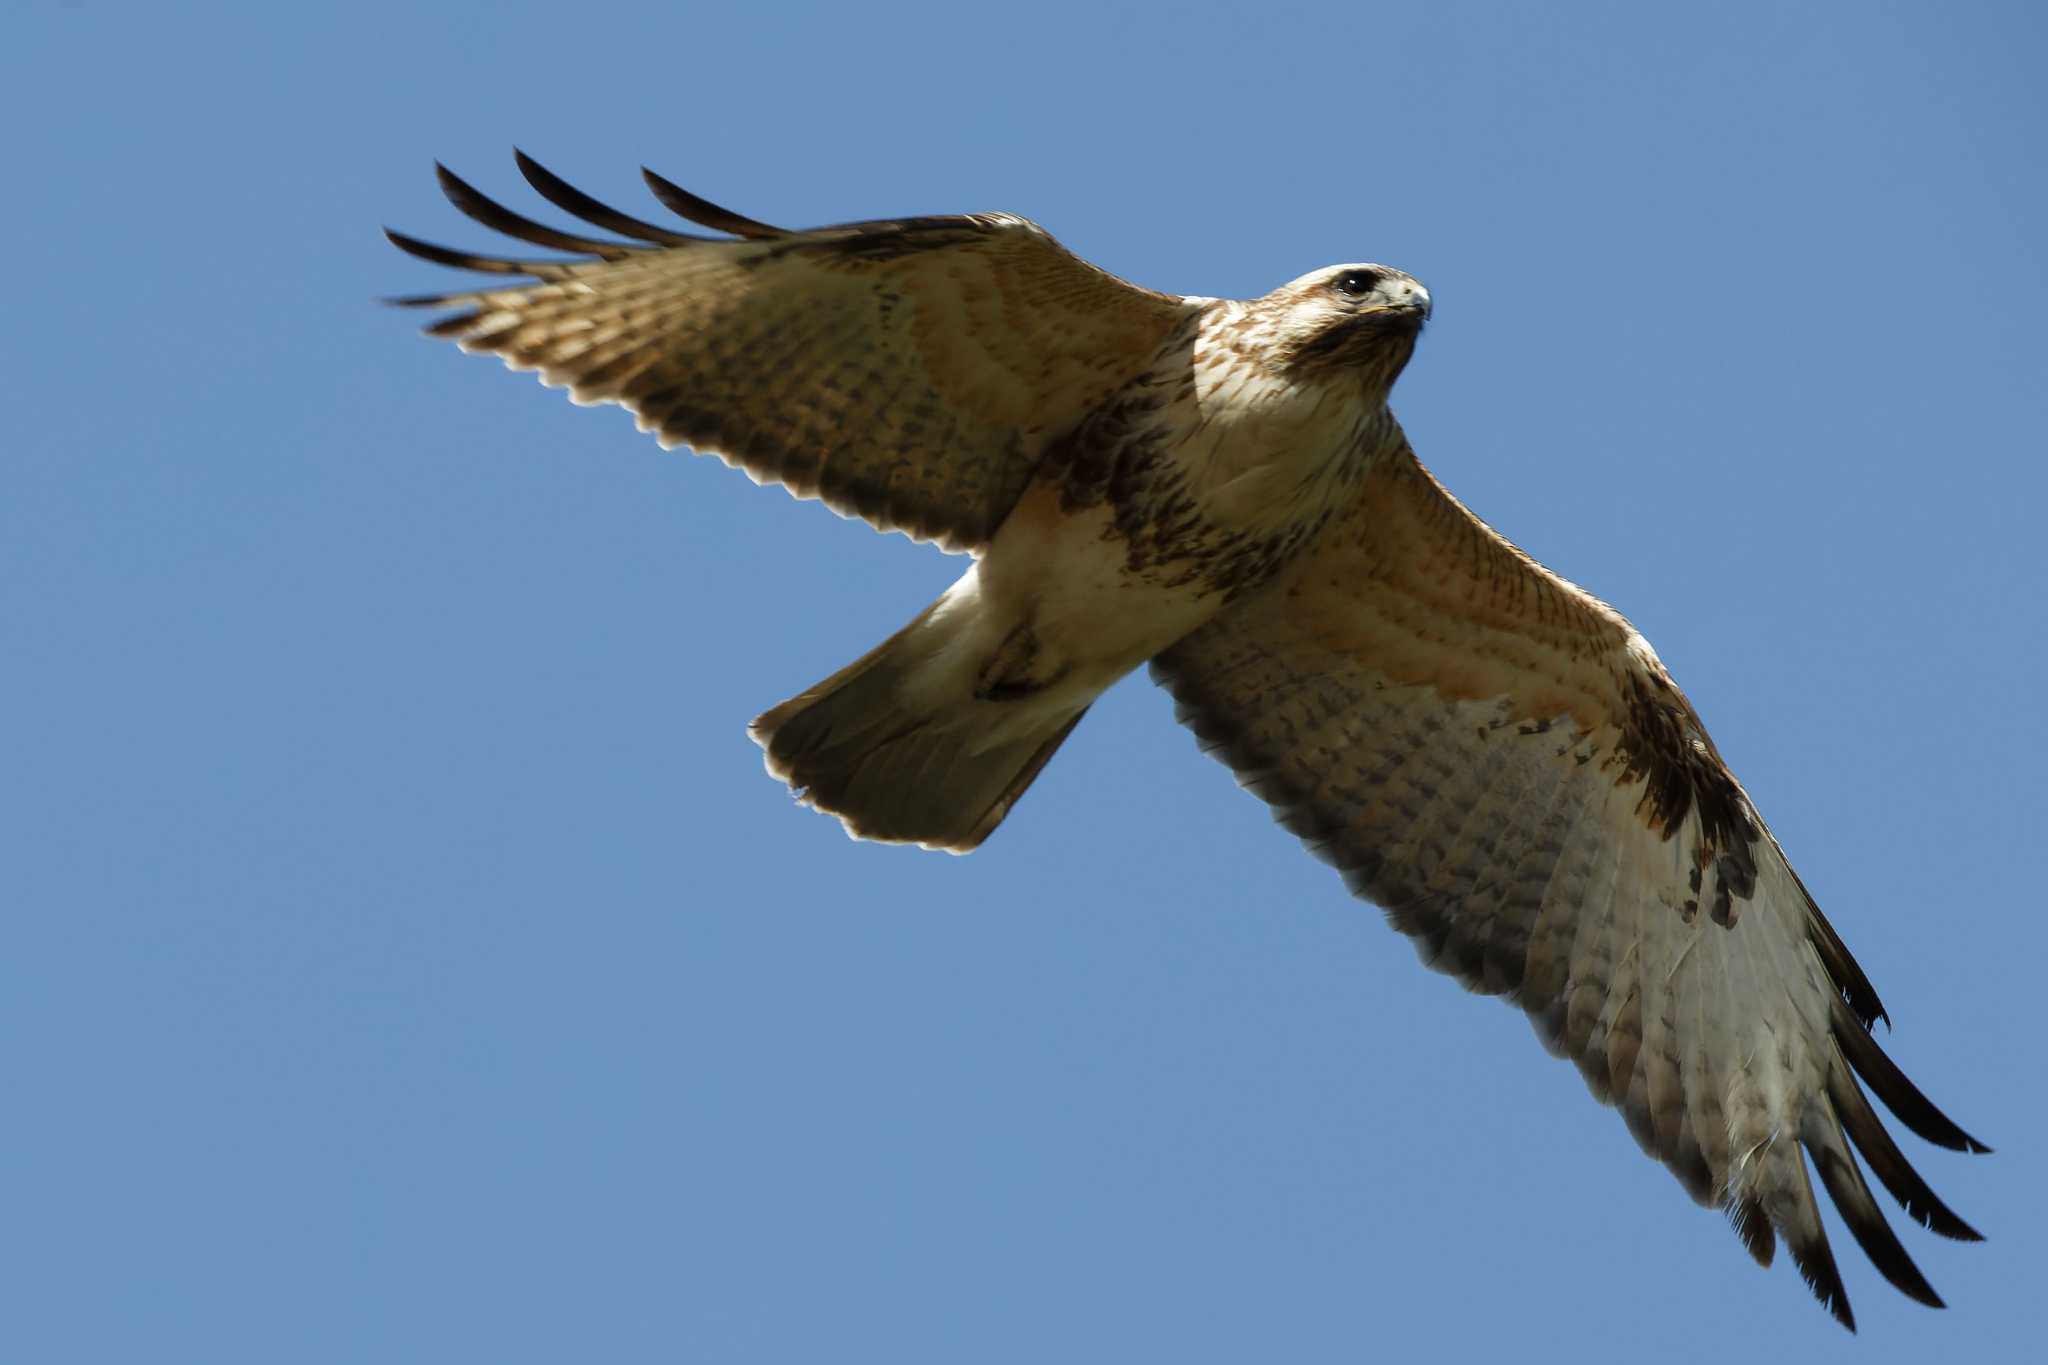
[387,153,1986,1329]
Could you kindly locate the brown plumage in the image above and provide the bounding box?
[388,155,1985,1329]
[1149,447,1987,1327]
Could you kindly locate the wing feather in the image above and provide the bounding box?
[640,164,788,239]
[383,227,578,280]
[1152,438,1984,1326]
[514,150,705,247]
[1825,1041,1983,1240]
[433,161,641,258]
[1803,1099,1944,1308]
[388,154,1194,550]
[1831,994,1989,1153]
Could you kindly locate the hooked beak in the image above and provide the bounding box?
[1375,279,1431,326]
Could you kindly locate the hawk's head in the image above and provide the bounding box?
[1257,264,1431,392]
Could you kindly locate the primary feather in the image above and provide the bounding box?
[388,155,1986,1329]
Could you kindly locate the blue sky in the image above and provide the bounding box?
[6,2,2043,1360]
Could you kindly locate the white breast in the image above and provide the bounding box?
[1173,349,1371,531]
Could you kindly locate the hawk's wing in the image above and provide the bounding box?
[1151,440,1985,1328]
[388,153,1193,552]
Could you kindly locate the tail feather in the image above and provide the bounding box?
[750,604,1089,851]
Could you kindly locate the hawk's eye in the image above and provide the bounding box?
[1333,269,1380,298]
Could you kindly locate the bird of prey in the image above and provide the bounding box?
[387,153,1985,1329]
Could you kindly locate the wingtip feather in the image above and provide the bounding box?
[1832,996,1989,1154]
[512,148,705,247]
[1728,1197,1777,1267]
[1788,1222,1858,1332]
[384,227,519,274]
[641,165,788,239]
[1803,1108,1946,1312]
[1826,1045,1985,1242]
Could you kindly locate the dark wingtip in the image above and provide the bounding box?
[428,160,636,258]
[511,147,703,247]
[1826,1047,1987,1243]
[510,147,560,186]
[510,147,554,192]
[1728,1197,1777,1267]
[431,159,467,201]
[1833,997,1989,1154]
[1789,857,1889,1029]
[385,226,475,267]
[1804,1116,1947,1313]
[640,165,787,239]
[1796,1243,1858,1333]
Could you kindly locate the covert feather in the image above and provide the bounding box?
[388,155,1986,1330]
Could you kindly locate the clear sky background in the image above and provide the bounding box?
[6,2,2043,1360]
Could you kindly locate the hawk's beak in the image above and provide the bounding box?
[1362,281,1430,331]
[1388,281,1431,322]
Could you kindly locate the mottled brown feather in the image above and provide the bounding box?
[388,156,1193,551]
[1152,438,1983,1326]
[386,161,1985,1326]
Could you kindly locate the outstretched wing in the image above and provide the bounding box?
[387,152,1193,551]
[1151,440,1985,1329]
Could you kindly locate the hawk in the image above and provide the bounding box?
[388,153,1985,1329]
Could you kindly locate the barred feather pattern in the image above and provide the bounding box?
[386,157,1987,1330]
[1152,442,1986,1330]
[387,153,1192,552]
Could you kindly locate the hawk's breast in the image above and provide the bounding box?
[1045,336,1393,601]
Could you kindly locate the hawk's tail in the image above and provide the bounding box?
[749,599,1090,852]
